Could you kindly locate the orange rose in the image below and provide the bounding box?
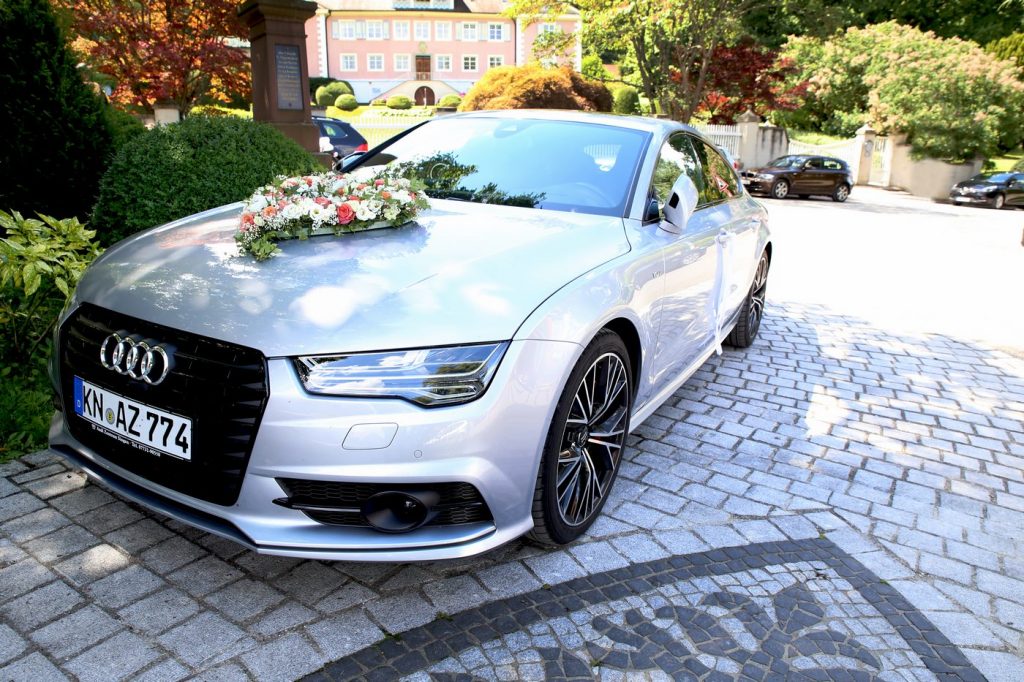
[380,191,391,200]
[262,206,278,218]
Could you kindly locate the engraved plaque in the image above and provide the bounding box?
[274,44,303,111]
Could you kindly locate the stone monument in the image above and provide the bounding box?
[238,0,320,153]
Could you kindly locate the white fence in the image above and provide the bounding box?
[788,137,860,167]
[349,111,434,147]
[693,123,741,157]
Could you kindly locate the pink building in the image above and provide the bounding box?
[305,0,581,105]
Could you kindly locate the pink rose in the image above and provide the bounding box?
[374,179,385,186]
[337,203,355,225]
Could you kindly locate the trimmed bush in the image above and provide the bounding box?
[190,104,253,119]
[315,81,353,106]
[386,95,413,110]
[104,105,146,155]
[334,93,358,111]
[438,94,462,108]
[91,116,318,245]
[0,0,113,220]
[461,64,612,112]
[309,76,334,99]
[611,86,640,115]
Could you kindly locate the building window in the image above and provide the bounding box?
[488,55,504,68]
[488,23,504,41]
[367,54,384,71]
[541,22,559,34]
[435,21,451,41]
[340,54,357,71]
[394,54,411,71]
[393,21,410,40]
[463,55,478,71]
[334,20,356,40]
[460,22,478,41]
[436,55,452,71]
[414,21,430,41]
[366,20,384,40]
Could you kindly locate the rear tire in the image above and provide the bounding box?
[529,331,633,546]
[771,179,790,200]
[832,184,850,202]
[726,251,770,348]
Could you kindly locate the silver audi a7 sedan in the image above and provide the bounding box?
[49,110,771,561]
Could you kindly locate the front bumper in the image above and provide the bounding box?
[949,192,995,205]
[50,338,580,561]
[741,179,771,193]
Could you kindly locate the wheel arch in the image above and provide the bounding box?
[601,317,642,399]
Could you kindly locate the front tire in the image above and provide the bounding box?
[832,184,850,202]
[529,331,633,546]
[771,179,790,200]
[992,193,1005,209]
[726,251,770,348]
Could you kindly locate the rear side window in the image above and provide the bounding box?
[692,139,740,204]
[823,159,844,170]
[320,121,350,140]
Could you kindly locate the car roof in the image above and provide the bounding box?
[441,109,692,137]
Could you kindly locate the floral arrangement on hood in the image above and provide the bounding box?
[235,168,429,261]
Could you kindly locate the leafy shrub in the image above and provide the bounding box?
[779,22,1024,161]
[91,116,318,245]
[104,106,146,156]
[371,99,387,106]
[335,94,358,111]
[461,64,612,112]
[386,95,413,110]
[0,0,113,220]
[611,86,640,115]
[438,94,462,108]
[315,81,354,106]
[309,76,334,99]
[0,210,103,459]
[581,54,609,82]
[1013,157,1024,172]
[190,104,253,118]
[987,33,1024,72]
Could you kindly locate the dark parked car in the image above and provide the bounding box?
[949,172,1024,209]
[313,116,368,158]
[741,155,853,202]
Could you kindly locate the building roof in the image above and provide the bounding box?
[314,0,576,14]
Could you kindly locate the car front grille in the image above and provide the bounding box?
[59,303,269,506]
[275,479,493,528]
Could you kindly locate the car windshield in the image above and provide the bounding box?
[970,172,1012,183]
[354,117,650,216]
[766,156,806,168]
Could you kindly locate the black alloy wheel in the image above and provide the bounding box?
[530,331,632,545]
[726,250,770,348]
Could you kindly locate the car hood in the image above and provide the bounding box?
[953,180,998,189]
[75,200,630,356]
[743,167,786,176]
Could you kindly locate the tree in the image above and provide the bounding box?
[0,0,112,219]
[778,23,1024,162]
[697,39,805,123]
[461,64,612,112]
[510,0,748,122]
[53,0,250,114]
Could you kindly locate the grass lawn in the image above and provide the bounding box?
[984,146,1023,171]
[789,130,850,145]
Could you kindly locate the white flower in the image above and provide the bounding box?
[253,215,265,227]
[383,206,400,221]
[355,204,376,221]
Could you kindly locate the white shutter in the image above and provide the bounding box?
[455,23,463,40]
[382,21,390,39]
[478,22,485,41]
[331,20,340,40]
[355,21,365,39]
[503,23,511,41]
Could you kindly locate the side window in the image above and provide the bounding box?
[691,139,739,204]
[650,134,702,215]
[823,159,843,170]
[806,157,825,169]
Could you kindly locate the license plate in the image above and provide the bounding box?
[73,377,192,460]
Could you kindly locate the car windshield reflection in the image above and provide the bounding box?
[355,117,650,216]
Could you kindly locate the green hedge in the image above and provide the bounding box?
[611,86,640,115]
[334,93,358,111]
[91,116,318,245]
[0,0,113,220]
[438,94,462,108]
[315,81,354,106]
[386,95,413,110]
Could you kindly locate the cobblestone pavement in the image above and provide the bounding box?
[1,298,1022,681]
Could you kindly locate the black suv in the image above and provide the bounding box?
[313,116,368,158]
[742,155,853,202]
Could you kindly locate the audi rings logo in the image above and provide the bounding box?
[99,332,173,385]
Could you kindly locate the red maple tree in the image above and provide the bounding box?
[694,38,806,124]
[54,0,250,113]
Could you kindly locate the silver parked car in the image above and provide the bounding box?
[49,111,771,561]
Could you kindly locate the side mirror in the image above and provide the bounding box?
[663,174,699,231]
[318,136,333,154]
[644,197,660,222]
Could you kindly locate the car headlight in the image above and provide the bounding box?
[758,174,776,181]
[294,342,509,406]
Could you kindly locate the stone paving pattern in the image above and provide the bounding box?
[1,302,1023,681]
